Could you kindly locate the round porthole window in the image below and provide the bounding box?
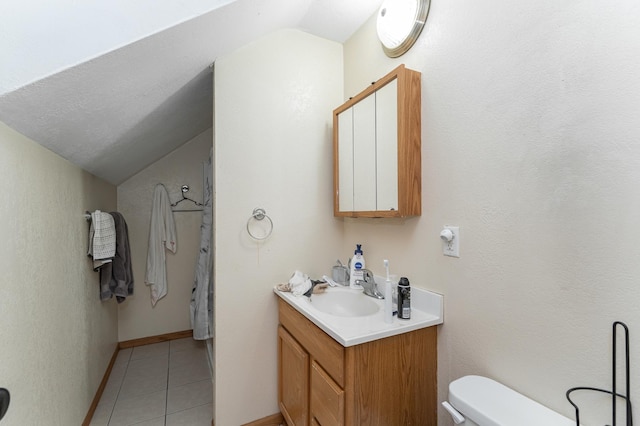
[376,0,430,58]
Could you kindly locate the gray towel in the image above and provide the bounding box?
[108,212,134,303]
[99,262,113,301]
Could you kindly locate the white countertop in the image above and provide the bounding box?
[274,283,443,347]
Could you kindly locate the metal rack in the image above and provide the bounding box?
[566,321,633,426]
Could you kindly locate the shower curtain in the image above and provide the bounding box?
[190,147,213,340]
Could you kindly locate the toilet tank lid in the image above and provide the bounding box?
[448,375,576,426]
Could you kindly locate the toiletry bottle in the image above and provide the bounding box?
[397,277,411,319]
[349,244,366,289]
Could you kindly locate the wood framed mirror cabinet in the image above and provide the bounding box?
[333,64,422,218]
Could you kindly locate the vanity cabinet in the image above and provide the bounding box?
[333,64,422,218]
[277,299,437,426]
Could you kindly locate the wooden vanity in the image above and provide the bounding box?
[277,298,437,425]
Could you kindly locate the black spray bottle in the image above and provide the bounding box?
[397,277,411,319]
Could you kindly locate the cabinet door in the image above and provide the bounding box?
[337,108,354,212]
[375,79,398,211]
[352,93,377,212]
[310,361,344,426]
[279,326,309,426]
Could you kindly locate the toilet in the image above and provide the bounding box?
[443,375,576,426]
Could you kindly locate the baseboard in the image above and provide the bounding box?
[81,345,119,426]
[84,329,195,424]
[212,412,284,426]
[118,329,193,349]
[242,412,285,426]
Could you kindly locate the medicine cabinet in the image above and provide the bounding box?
[333,64,421,218]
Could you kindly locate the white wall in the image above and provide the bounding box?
[0,121,118,424]
[117,129,212,341]
[343,1,640,425]
[213,29,343,424]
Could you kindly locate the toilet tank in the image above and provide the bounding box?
[447,375,576,426]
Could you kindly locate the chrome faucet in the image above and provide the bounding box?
[356,269,384,299]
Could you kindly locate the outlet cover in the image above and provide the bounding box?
[443,226,460,257]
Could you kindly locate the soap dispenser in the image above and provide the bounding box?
[349,244,366,289]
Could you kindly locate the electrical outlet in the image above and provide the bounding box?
[441,226,460,257]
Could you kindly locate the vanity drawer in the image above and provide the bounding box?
[278,299,345,387]
[310,361,344,426]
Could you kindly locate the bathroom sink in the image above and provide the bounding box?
[309,289,379,317]
[275,282,444,346]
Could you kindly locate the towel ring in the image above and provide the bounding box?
[246,208,273,240]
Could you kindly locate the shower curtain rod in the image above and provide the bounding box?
[84,207,202,220]
[172,208,203,212]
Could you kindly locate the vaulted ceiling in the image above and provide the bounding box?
[0,0,382,184]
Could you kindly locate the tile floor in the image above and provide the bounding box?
[90,338,213,426]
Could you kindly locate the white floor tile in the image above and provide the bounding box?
[168,346,209,388]
[129,416,165,426]
[169,347,208,371]
[101,377,123,404]
[101,361,129,403]
[126,353,168,375]
[166,402,213,426]
[124,355,168,385]
[119,354,169,398]
[119,371,168,399]
[168,359,210,388]
[130,341,170,361]
[89,398,115,426]
[110,359,129,380]
[109,389,166,426]
[167,379,213,414]
[170,337,205,353]
[114,348,132,366]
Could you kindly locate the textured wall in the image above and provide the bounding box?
[0,122,117,424]
[343,1,640,425]
[117,129,211,341]
[213,29,343,425]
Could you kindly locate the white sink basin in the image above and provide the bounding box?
[275,279,443,347]
[309,289,379,317]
